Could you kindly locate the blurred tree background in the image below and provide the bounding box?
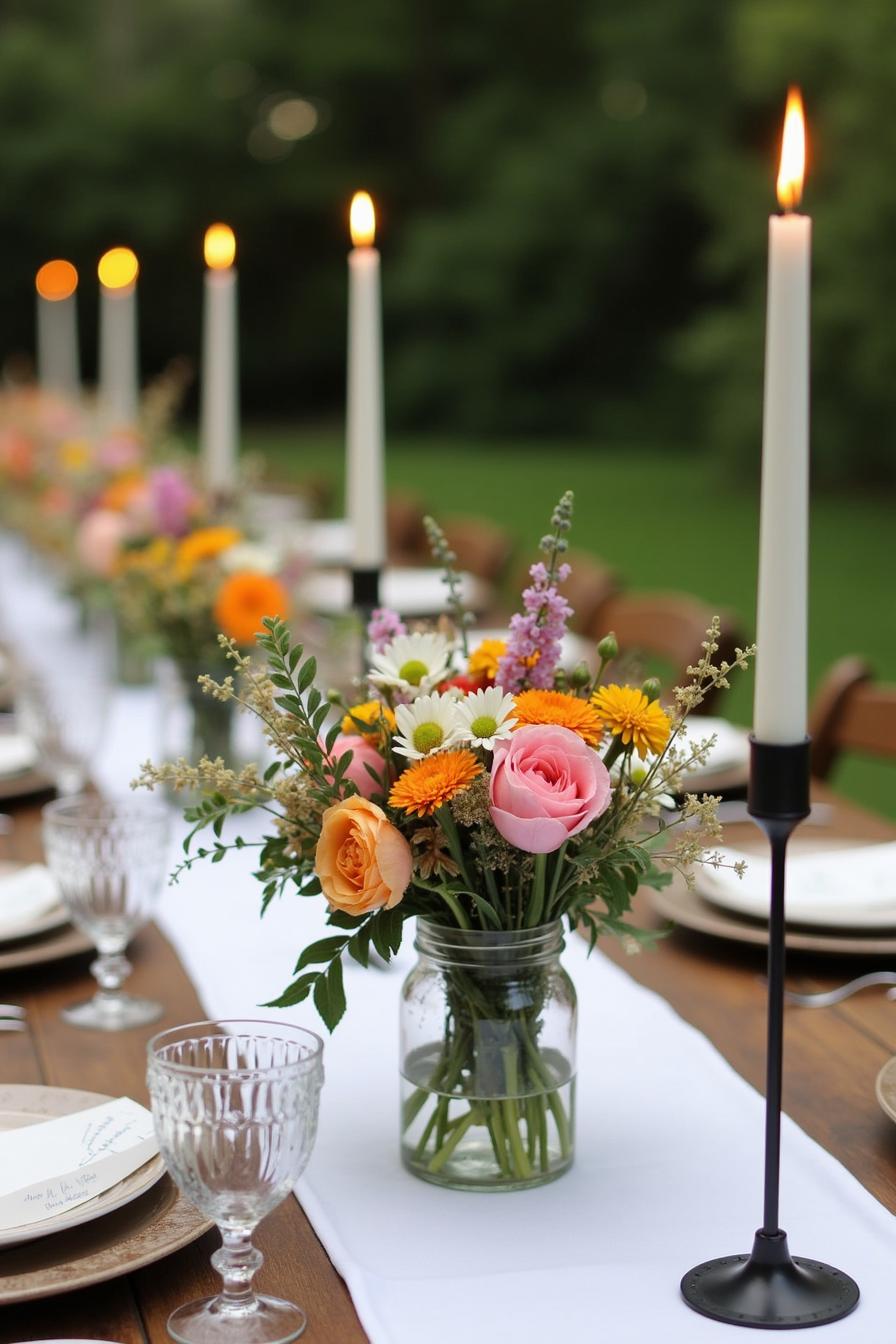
[0,0,893,485]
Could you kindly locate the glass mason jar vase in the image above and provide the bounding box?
[400,918,576,1192]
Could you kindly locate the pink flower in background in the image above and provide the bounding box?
[149,466,197,536]
[367,606,407,654]
[75,509,128,577]
[329,733,387,800]
[97,430,143,473]
[489,723,611,854]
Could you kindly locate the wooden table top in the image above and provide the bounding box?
[1,783,895,1343]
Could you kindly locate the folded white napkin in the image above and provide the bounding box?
[0,732,37,778]
[0,864,61,938]
[682,716,750,780]
[699,841,896,928]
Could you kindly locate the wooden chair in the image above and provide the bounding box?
[591,590,745,712]
[808,656,896,779]
[441,515,515,584]
[386,491,429,565]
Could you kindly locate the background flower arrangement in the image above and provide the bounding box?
[137,489,753,1189]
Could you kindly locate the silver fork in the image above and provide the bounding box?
[784,972,896,1008]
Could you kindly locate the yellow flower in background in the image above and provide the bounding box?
[120,536,173,574]
[591,684,671,759]
[175,525,243,577]
[513,689,602,745]
[341,700,396,737]
[389,749,483,817]
[468,638,505,681]
[59,438,92,474]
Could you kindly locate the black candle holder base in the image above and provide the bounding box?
[682,1230,859,1330]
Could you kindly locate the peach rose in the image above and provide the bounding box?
[315,796,412,916]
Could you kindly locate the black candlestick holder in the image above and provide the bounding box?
[351,566,381,676]
[680,736,860,1329]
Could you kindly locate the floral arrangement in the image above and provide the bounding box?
[114,525,294,669]
[137,490,752,1187]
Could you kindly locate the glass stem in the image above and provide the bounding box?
[212,1228,263,1313]
[90,950,131,1001]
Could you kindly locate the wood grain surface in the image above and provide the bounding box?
[1,783,894,1341]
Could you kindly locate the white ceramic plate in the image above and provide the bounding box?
[698,840,896,929]
[0,862,67,944]
[0,732,38,779]
[0,1085,165,1248]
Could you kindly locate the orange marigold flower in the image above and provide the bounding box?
[513,689,602,745]
[99,472,145,512]
[214,571,290,646]
[591,684,671,759]
[389,749,483,817]
[176,525,243,576]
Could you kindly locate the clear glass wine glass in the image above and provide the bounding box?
[41,795,171,1028]
[147,1019,325,1344]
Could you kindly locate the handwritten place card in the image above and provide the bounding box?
[0,1096,159,1232]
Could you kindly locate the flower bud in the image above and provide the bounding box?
[642,676,662,703]
[326,687,343,704]
[596,632,618,662]
[569,660,591,689]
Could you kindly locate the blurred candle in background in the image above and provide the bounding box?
[200,223,239,495]
[753,88,811,744]
[346,190,385,570]
[97,247,140,427]
[35,260,80,400]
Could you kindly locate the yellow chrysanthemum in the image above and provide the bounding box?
[59,439,92,474]
[467,638,506,681]
[591,684,671,760]
[175,525,243,577]
[342,700,396,736]
[513,689,602,745]
[389,749,483,817]
[120,536,173,573]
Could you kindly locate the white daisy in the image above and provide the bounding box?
[219,541,280,575]
[456,686,517,751]
[393,693,463,760]
[369,632,452,697]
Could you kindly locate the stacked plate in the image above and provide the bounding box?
[0,862,92,972]
[0,721,51,804]
[0,1085,210,1304]
[650,836,896,955]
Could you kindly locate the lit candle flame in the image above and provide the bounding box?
[204,223,236,270]
[98,247,139,290]
[35,259,78,301]
[350,191,376,248]
[776,87,806,212]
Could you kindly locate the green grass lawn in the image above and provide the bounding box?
[238,425,895,818]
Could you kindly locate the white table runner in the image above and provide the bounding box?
[2,534,893,1342]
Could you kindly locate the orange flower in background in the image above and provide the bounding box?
[0,431,35,482]
[175,525,243,577]
[513,689,602,745]
[99,472,145,512]
[389,749,483,817]
[214,570,290,646]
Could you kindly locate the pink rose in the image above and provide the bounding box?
[75,509,128,577]
[489,723,611,854]
[330,733,387,800]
